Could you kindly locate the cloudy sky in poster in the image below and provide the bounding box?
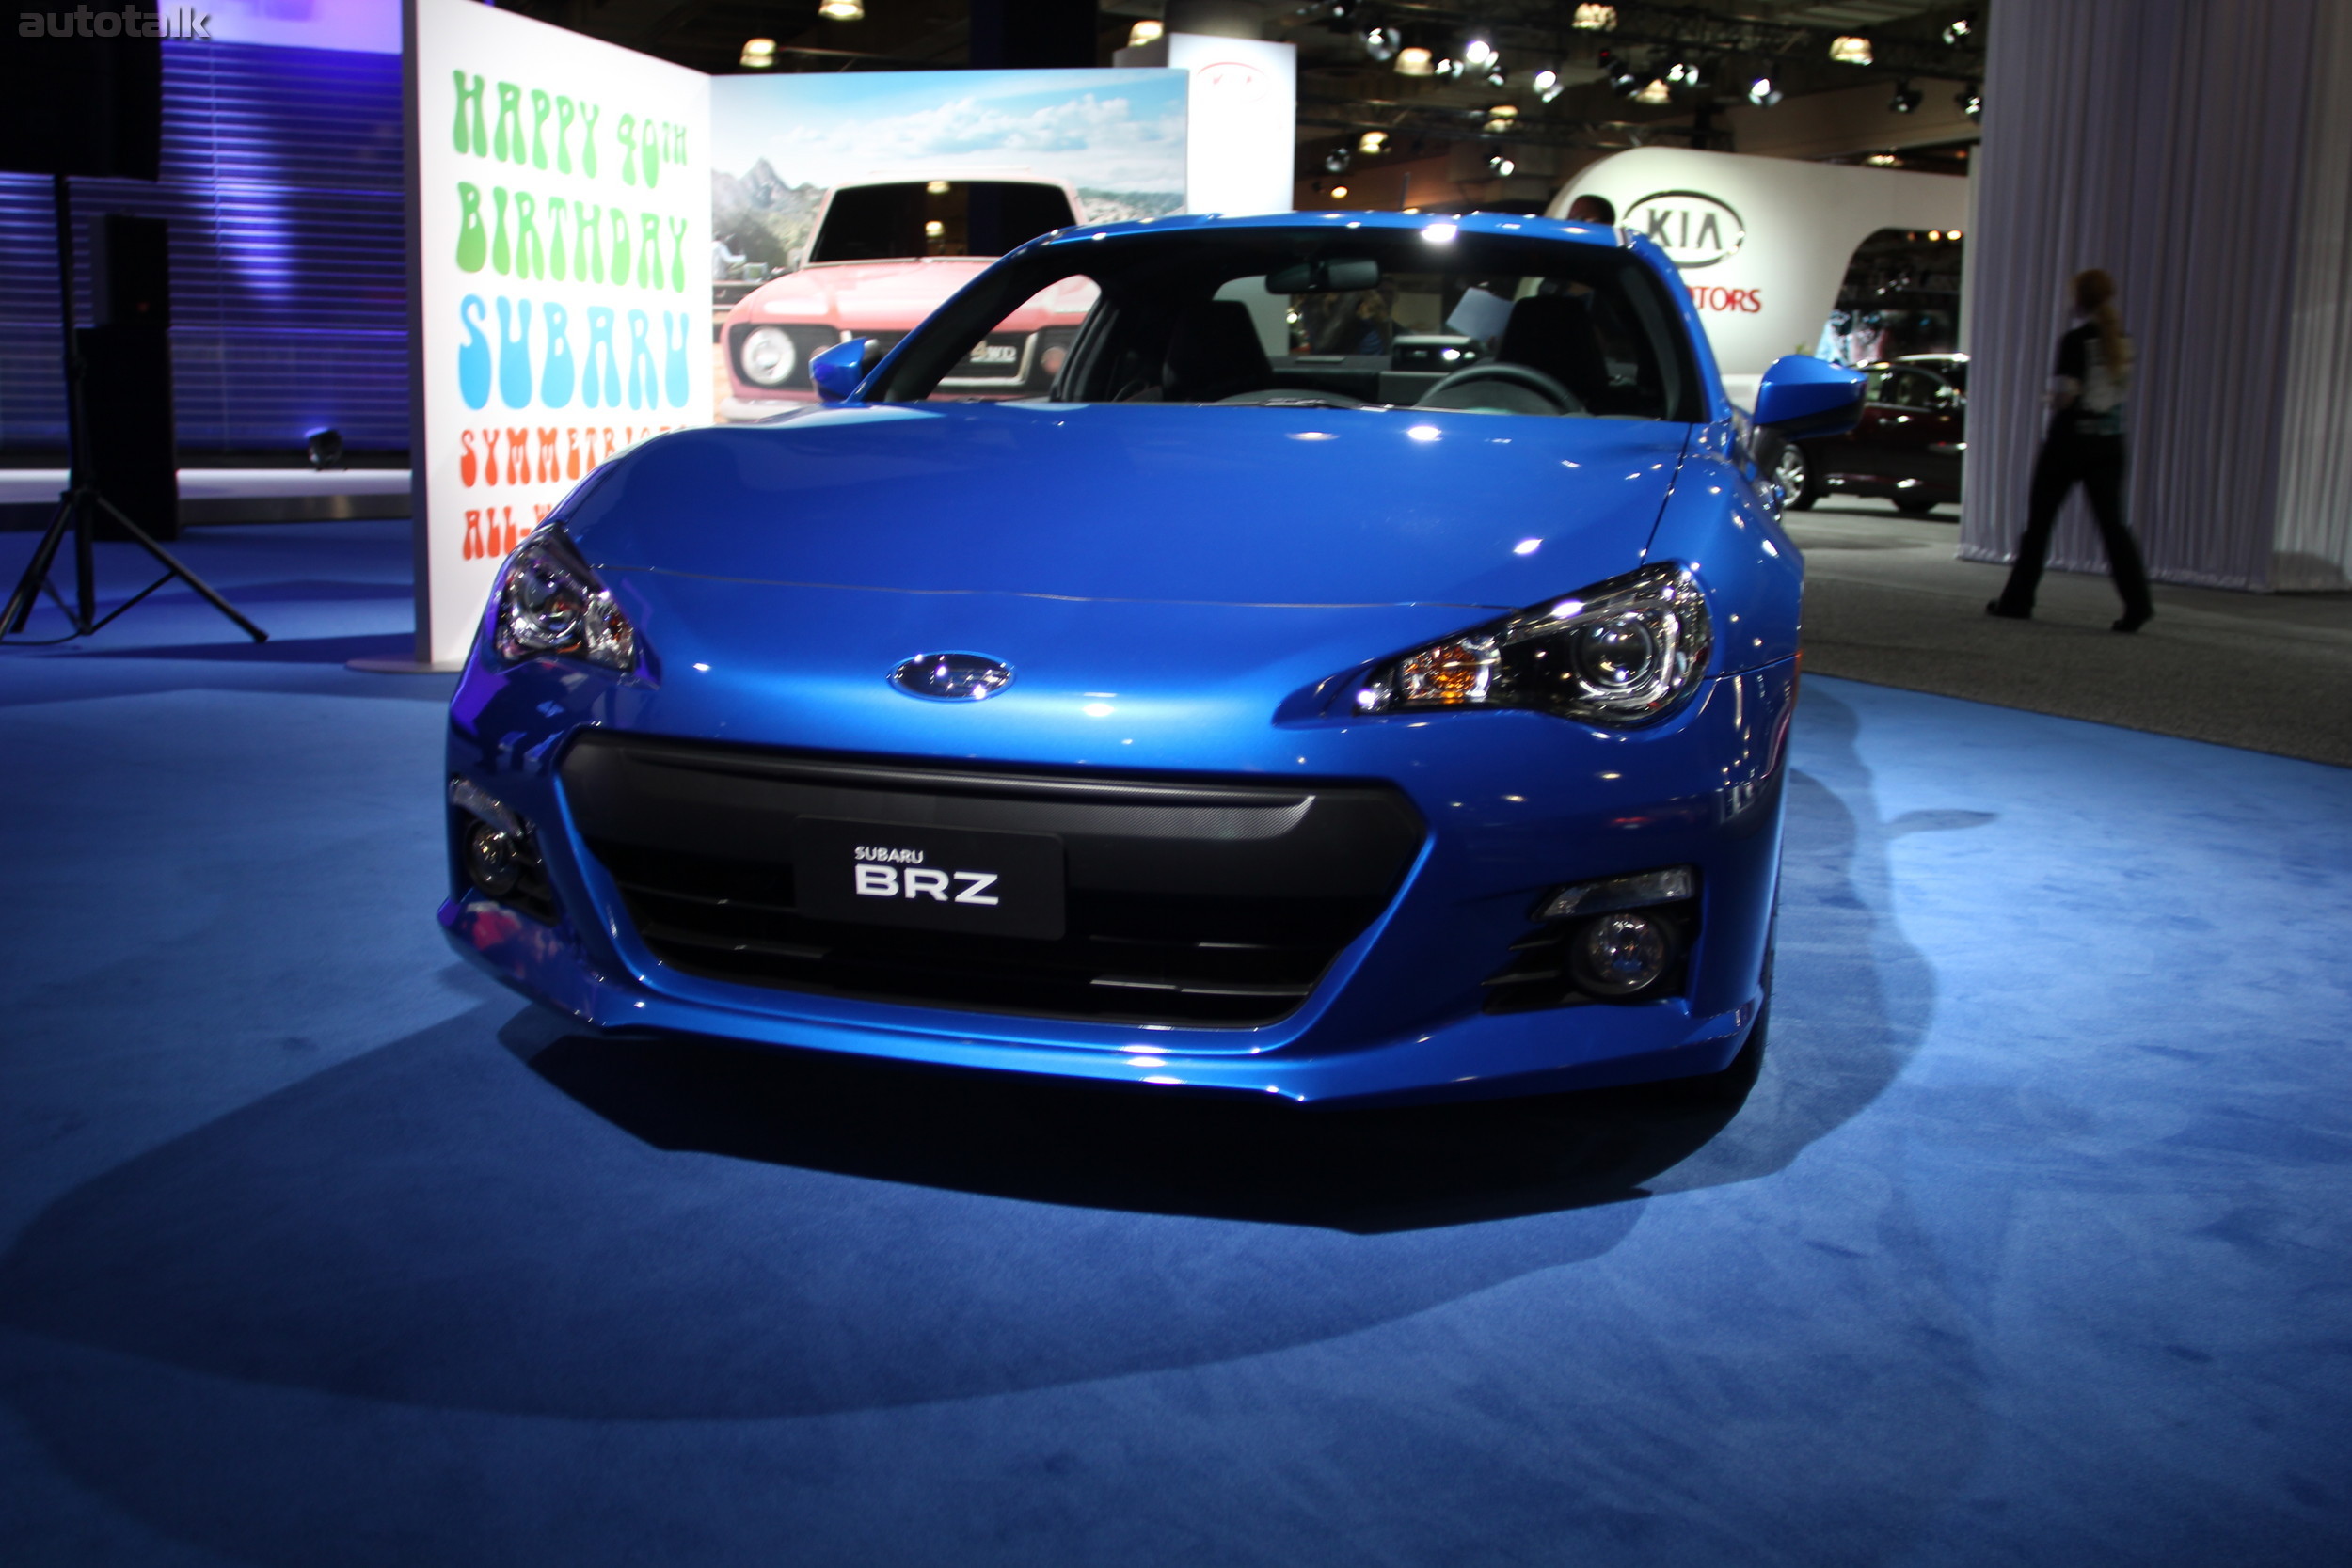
[712,69,1188,197]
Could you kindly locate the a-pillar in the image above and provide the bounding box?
[1960,0,2352,591]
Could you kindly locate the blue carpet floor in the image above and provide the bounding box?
[1,523,2348,1566]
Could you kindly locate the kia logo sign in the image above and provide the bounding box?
[1626,190,1746,269]
[1197,60,1270,103]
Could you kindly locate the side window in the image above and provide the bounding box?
[927,274,1100,401]
[1879,369,1936,409]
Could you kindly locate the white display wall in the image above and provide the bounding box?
[404,0,711,667]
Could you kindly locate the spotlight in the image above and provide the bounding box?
[1323,148,1352,174]
[1943,15,1976,46]
[1867,152,1900,166]
[1957,82,1983,119]
[1746,76,1783,107]
[1634,78,1671,104]
[1394,46,1434,76]
[1432,52,1466,82]
[1329,185,1350,199]
[304,426,343,470]
[1362,25,1400,62]
[1829,34,1873,65]
[1462,39,1497,68]
[1358,130,1389,155]
[1928,230,1943,242]
[1889,79,1922,113]
[1485,103,1518,134]
[739,36,775,68]
[1572,3,1616,28]
[1128,19,1163,48]
[1533,67,1565,103]
[1665,59,1693,86]
[816,0,863,19]
[1599,50,1642,95]
[1486,149,1516,178]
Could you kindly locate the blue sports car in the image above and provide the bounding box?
[442,210,1863,1106]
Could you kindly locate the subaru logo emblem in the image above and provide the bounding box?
[889,652,1013,702]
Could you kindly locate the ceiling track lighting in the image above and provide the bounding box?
[1486,147,1516,178]
[1957,83,1983,119]
[1572,3,1617,29]
[816,0,863,20]
[1128,20,1163,48]
[1323,148,1352,174]
[1532,68,1565,103]
[1889,79,1922,113]
[1394,45,1434,77]
[1943,15,1976,46]
[1746,76,1783,108]
[1358,130,1389,156]
[1361,25,1400,63]
[739,36,775,69]
[1829,34,1873,65]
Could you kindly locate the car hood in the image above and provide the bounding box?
[731,259,993,331]
[562,402,1691,610]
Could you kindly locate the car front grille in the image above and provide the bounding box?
[561,734,1424,1028]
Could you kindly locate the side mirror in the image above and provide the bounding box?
[1752,354,1867,439]
[810,337,880,404]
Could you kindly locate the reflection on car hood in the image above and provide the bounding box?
[560,402,1692,610]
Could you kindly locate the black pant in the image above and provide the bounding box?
[1996,431,2151,616]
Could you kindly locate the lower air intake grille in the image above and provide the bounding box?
[562,734,1423,1028]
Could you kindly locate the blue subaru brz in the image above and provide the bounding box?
[443,210,1863,1105]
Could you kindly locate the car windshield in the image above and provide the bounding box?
[809,181,1080,263]
[869,223,1703,421]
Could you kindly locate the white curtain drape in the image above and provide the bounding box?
[1958,0,2352,593]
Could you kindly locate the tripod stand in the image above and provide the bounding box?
[0,174,263,646]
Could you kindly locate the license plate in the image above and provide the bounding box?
[965,343,1019,366]
[792,817,1064,940]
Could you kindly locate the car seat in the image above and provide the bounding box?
[1159,300,1273,403]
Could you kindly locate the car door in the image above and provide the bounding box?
[1861,368,1945,484]
[1914,372,1966,496]
[1817,366,1905,490]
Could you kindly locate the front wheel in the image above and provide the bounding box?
[1772,439,1820,510]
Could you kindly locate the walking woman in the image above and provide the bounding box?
[1987,269,2154,631]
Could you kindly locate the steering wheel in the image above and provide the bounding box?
[1212,388,1368,408]
[1417,362,1583,416]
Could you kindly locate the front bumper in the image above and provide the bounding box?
[441,659,1794,1106]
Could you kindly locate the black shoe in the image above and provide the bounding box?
[2112,609,2152,633]
[1985,600,2031,620]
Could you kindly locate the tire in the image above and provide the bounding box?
[1772,438,1820,510]
[1894,493,1940,515]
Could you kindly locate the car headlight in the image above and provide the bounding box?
[1352,562,1711,726]
[495,529,638,671]
[738,325,797,387]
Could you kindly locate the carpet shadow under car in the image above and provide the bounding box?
[522,1020,1763,1236]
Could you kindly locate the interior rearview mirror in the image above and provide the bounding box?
[1265,257,1382,293]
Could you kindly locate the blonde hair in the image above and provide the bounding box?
[2073,269,2133,388]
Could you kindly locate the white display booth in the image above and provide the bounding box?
[1551,148,1967,404]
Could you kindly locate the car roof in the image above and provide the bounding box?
[1030,207,1625,253]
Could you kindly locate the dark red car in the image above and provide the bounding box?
[1774,353,1966,515]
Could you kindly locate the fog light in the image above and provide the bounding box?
[465,820,525,898]
[1570,911,1676,996]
